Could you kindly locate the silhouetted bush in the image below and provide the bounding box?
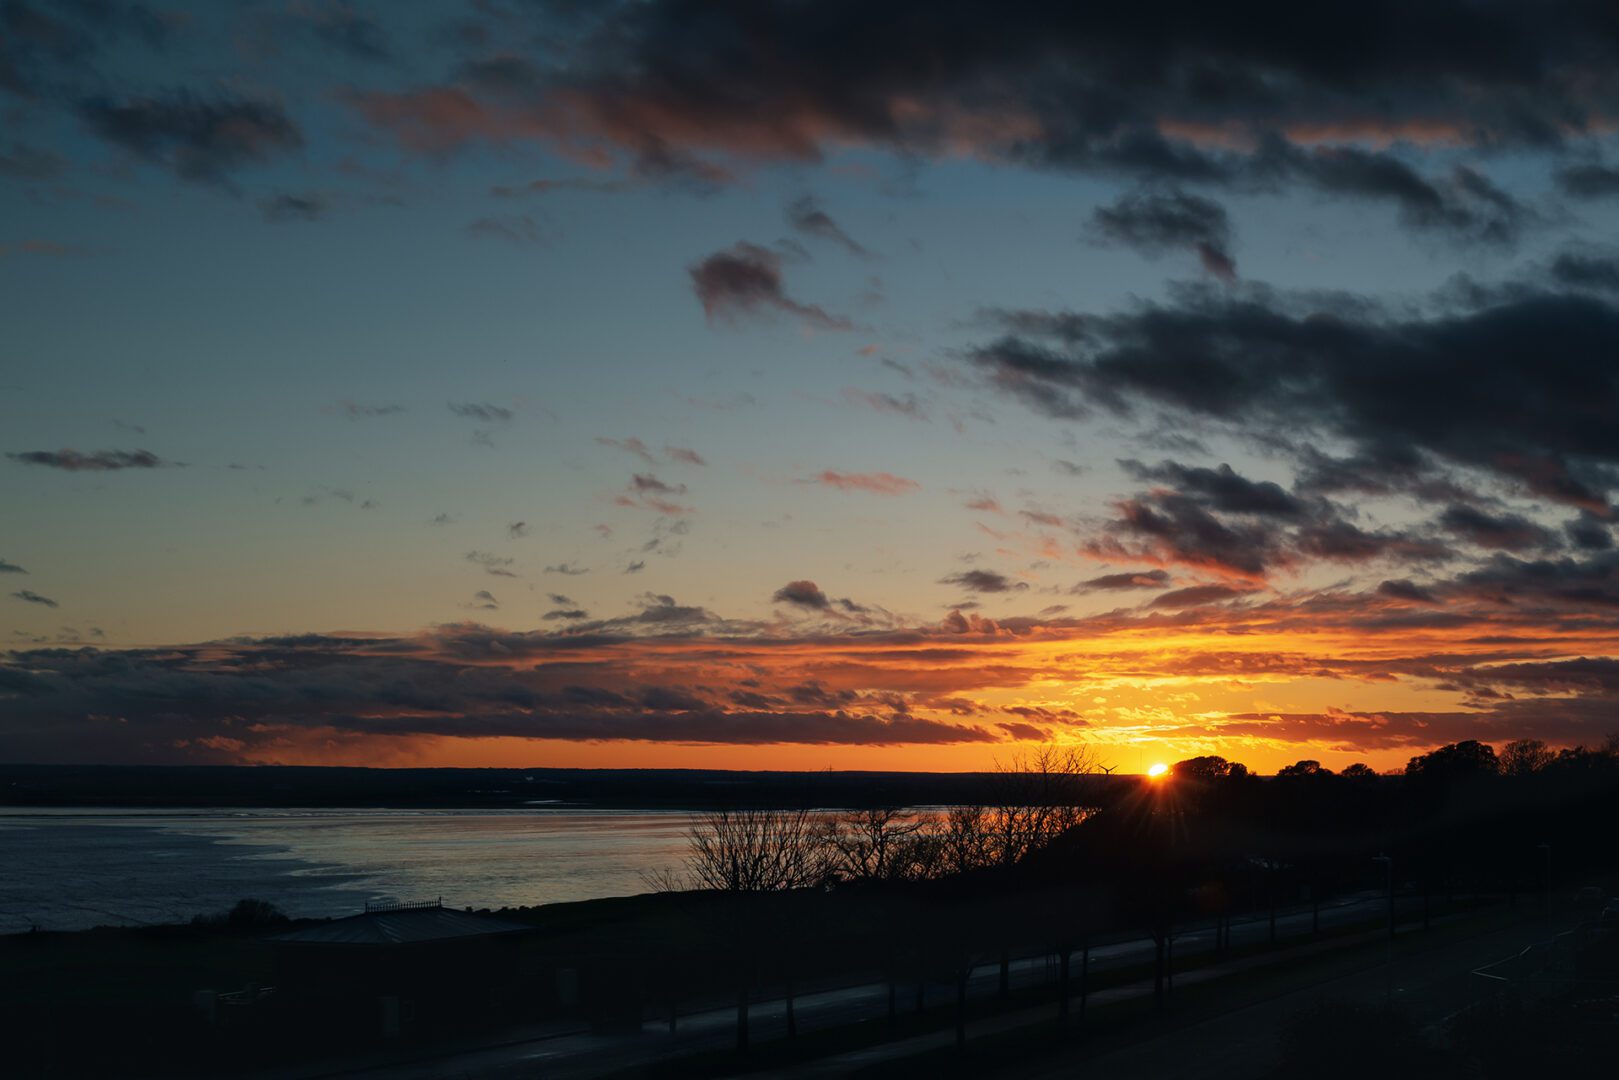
[191,897,288,929]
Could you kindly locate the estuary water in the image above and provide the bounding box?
[0,807,697,934]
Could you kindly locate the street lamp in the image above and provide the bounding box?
[1372,854,1394,1002]
[1538,843,1552,928]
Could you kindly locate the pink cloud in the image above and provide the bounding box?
[815,470,921,496]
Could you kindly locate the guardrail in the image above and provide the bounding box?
[364,898,444,913]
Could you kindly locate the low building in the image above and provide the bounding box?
[270,900,531,1039]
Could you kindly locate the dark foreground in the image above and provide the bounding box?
[6,748,1619,1077]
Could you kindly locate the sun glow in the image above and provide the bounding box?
[1147,762,1169,778]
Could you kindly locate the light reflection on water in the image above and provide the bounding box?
[0,807,697,934]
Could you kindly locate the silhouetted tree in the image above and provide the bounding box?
[1500,739,1555,776]
[984,743,1098,866]
[923,743,1098,876]
[681,807,834,892]
[1340,762,1377,780]
[191,897,287,928]
[1276,759,1332,778]
[1172,755,1248,780]
[674,806,834,1053]
[1405,739,1499,782]
[938,803,993,873]
[827,807,924,882]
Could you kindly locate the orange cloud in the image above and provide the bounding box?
[8,574,1619,774]
[815,470,921,495]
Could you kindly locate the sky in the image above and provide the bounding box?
[7,2,1619,774]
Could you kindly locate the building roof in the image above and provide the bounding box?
[271,905,531,947]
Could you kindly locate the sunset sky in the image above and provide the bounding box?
[7,2,1619,773]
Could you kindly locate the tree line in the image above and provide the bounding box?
[649,744,1099,893]
[660,735,1619,896]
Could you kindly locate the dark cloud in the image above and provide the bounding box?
[352,1,1615,231]
[1090,461,1447,578]
[0,239,103,258]
[598,436,656,463]
[1003,704,1086,726]
[1097,492,1278,577]
[688,242,851,330]
[786,680,857,709]
[11,589,57,608]
[1454,656,1619,697]
[8,448,172,471]
[971,289,1619,510]
[0,630,999,762]
[1271,149,1530,246]
[1293,519,1449,565]
[334,400,403,419]
[842,388,927,421]
[785,195,870,258]
[545,562,589,575]
[1121,460,1302,517]
[469,590,499,610]
[543,608,589,621]
[296,1,390,61]
[451,54,543,95]
[488,143,733,198]
[466,215,557,246]
[1146,584,1255,609]
[665,445,707,466]
[0,140,62,179]
[940,570,1028,593]
[1,1,167,101]
[631,473,687,496]
[1565,514,1614,551]
[5,576,1619,762]
[507,522,528,539]
[465,550,517,577]
[1073,569,1172,591]
[941,609,1002,634]
[1192,706,1606,753]
[1452,550,1619,609]
[0,559,27,574]
[1549,253,1619,294]
[1090,187,1235,280]
[1557,164,1619,199]
[77,93,301,186]
[491,176,631,198]
[624,560,646,574]
[449,402,513,423]
[1376,578,1441,606]
[623,134,736,193]
[773,580,830,609]
[260,192,326,223]
[1438,504,1558,552]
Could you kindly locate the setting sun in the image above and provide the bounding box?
[1147,763,1170,778]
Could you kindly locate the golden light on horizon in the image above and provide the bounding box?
[1147,762,1169,778]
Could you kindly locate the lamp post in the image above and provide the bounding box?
[1372,854,1394,1002]
[1538,843,1552,928]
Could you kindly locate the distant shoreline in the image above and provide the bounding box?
[0,763,1133,811]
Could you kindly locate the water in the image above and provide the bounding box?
[0,807,697,934]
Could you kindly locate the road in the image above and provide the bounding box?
[284,890,1442,1079]
[1019,910,1564,1078]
